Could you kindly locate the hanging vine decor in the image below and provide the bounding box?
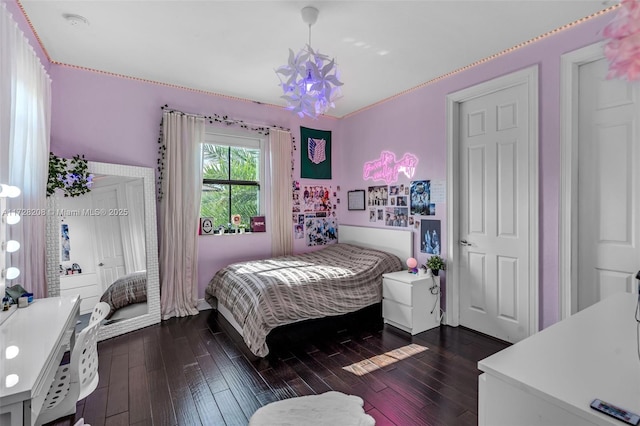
[47,153,93,197]
[157,105,296,201]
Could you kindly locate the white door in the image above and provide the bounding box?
[458,81,531,343]
[91,187,126,292]
[576,58,640,311]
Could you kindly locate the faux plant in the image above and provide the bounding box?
[425,255,446,276]
[47,153,93,197]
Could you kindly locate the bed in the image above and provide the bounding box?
[205,225,413,357]
[99,270,147,320]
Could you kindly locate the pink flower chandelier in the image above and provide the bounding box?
[275,6,343,119]
[603,0,640,81]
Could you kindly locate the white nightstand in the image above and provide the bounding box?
[382,270,440,335]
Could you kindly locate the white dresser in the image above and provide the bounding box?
[0,296,80,426]
[478,292,640,426]
[382,270,440,335]
[60,273,100,315]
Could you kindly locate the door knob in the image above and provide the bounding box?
[460,240,472,246]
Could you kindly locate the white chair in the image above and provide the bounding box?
[88,301,110,325]
[35,302,110,426]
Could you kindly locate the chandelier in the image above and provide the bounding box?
[275,6,343,119]
[603,0,640,81]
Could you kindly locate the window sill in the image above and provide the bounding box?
[201,231,258,236]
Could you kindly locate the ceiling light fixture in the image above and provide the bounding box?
[275,6,343,119]
[62,13,89,27]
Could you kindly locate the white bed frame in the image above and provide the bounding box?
[216,224,414,338]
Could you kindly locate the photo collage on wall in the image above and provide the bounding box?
[367,180,437,229]
[292,181,338,246]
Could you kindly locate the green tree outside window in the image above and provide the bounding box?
[201,143,260,230]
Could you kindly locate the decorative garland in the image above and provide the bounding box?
[157,105,296,201]
[47,153,93,197]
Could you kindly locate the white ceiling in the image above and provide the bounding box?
[20,0,613,117]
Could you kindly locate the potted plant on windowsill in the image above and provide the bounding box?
[425,255,446,276]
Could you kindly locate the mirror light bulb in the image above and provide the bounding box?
[6,186,20,198]
[5,346,19,360]
[5,374,19,388]
[5,267,20,280]
[0,184,20,198]
[5,212,20,225]
[6,240,19,253]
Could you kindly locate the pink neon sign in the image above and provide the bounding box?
[362,151,419,185]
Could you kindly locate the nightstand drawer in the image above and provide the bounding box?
[383,299,413,329]
[383,278,413,306]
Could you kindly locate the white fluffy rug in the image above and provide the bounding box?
[249,391,376,426]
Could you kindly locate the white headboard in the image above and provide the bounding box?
[338,224,413,262]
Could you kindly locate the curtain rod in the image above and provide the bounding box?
[160,104,291,135]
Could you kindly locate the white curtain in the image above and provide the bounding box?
[159,111,204,319]
[0,3,51,298]
[269,130,293,257]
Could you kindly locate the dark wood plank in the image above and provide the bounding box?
[214,388,249,426]
[183,362,225,425]
[128,365,151,424]
[258,367,297,400]
[170,385,202,426]
[286,377,315,396]
[128,334,145,368]
[104,412,128,426]
[363,387,435,426]
[143,335,163,372]
[110,335,129,357]
[130,420,153,426]
[456,410,479,426]
[196,354,229,394]
[173,336,197,368]
[147,368,177,426]
[105,353,129,417]
[214,331,245,359]
[366,407,397,426]
[230,355,275,397]
[283,355,332,394]
[96,350,112,390]
[199,329,263,419]
[81,385,109,426]
[158,331,189,391]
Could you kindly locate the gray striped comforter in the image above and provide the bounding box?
[205,243,403,357]
[100,271,147,319]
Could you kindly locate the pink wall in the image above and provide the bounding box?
[49,66,339,297]
[339,11,615,329]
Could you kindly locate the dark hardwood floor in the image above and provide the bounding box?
[48,308,509,426]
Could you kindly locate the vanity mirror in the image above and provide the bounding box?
[46,161,160,340]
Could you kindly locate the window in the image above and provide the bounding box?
[200,132,265,230]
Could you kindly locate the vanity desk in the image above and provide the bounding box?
[0,295,80,426]
[478,292,640,425]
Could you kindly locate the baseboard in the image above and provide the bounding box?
[197,298,212,311]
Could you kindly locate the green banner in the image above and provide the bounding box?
[300,126,332,179]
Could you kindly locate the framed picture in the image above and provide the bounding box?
[347,190,366,210]
[199,217,214,235]
[420,219,441,255]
